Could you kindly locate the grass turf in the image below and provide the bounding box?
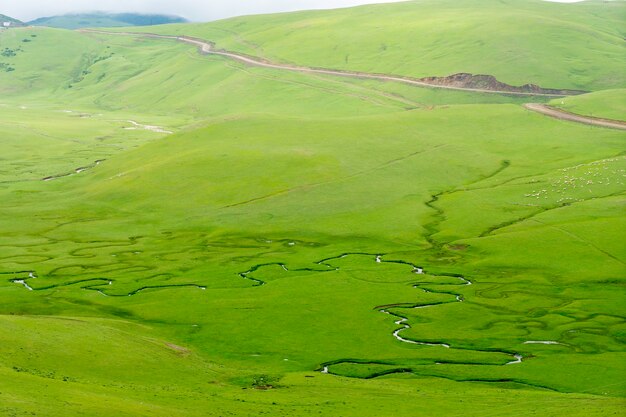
[0,1,624,415]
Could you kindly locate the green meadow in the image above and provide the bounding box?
[128,0,626,91]
[0,0,624,415]
[551,89,626,121]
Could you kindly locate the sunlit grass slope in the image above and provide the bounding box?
[0,26,536,117]
[4,314,621,416]
[0,28,107,95]
[550,89,626,121]
[0,1,624,415]
[133,0,626,91]
[1,105,624,414]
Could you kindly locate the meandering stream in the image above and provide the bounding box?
[237,252,527,375]
[42,160,105,182]
[7,252,552,378]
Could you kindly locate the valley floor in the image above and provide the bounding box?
[0,6,624,414]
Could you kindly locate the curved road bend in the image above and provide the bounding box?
[524,103,626,131]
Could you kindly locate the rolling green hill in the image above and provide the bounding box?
[0,1,624,415]
[130,0,626,91]
[551,88,626,121]
[29,12,187,29]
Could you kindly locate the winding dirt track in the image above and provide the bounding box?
[80,29,572,98]
[524,103,626,131]
[78,30,626,129]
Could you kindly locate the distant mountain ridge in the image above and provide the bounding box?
[28,12,187,29]
[0,14,25,28]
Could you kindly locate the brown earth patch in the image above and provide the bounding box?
[419,73,586,96]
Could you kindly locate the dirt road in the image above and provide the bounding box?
[79,30,578,97]
[524,103,626,131]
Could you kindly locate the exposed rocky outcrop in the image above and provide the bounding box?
[419,73,587,96]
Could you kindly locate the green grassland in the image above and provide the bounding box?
[551,89,626,121]
[0,0,625,415]
[128,0,626,91]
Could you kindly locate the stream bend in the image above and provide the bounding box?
[237,253,525,376]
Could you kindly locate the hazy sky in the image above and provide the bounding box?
[3,0,585,22]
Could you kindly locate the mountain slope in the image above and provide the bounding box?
[130,0,625,91]
[29,12,187,29]
[0,27,534,115]
[550,88,626,121]
[0,14,25,27]
[0,1,624,416]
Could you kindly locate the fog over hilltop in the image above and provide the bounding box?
[4,0,406,22]
[4,0,586,23]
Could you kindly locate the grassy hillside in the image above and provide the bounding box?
[4,312,620,417]
[1,101,624,415]
[0,27,537,116]
[0,1,624,415]
[0,28,108,92]
[29,12,187,30]
[550,89,626,121]
[130,0,626,91]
